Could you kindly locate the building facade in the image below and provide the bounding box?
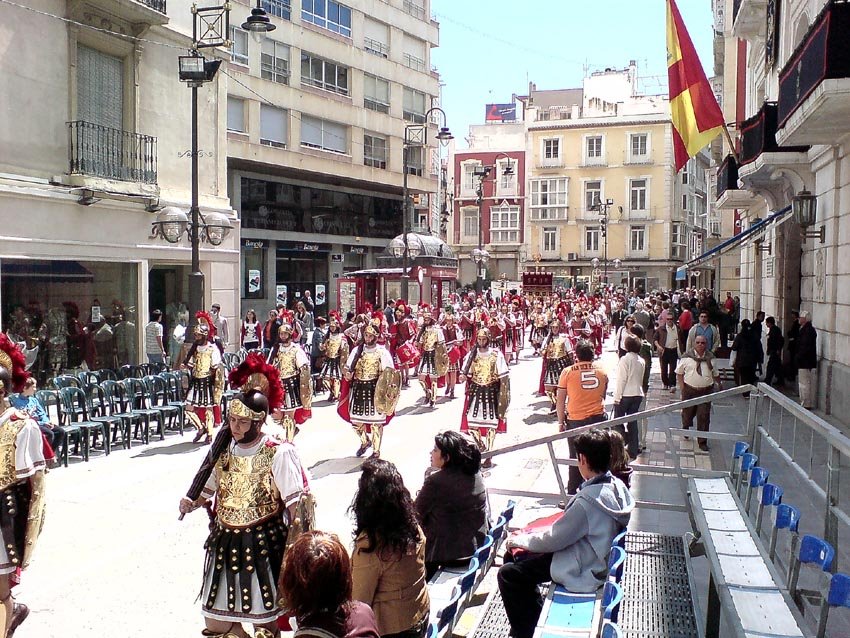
[228,0,442,318]
[0,0,240,377]
[712,0,850,421]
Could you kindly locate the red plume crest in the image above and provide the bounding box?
[0,333,29,393]
[228,352,284,413]
[195,311,216,339]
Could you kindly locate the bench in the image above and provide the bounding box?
[688,476,808,638]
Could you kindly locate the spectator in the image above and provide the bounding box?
[686,311,720,354]
[676,335,720,451]
[350,459,430,638]
[210,303,229,348]
[627,323,652,452]
[655,315,680,391]
[415,431,489,580]
[278,531,380,638]
[731,319,759,398]
[10,377,66,458]
[240,309,261,351]
[677,302,694,353]
[497,430,634,638]
[796,311,818,409]
[606,429,632,488]
[302,289,316,313]
[144,309,166,365]
[731,296,741,337]
[615,316,635,358]
[631,302,653,343]
[384,300,396,327]
[751,311,766,376]
[786,310,800,381]
[263,309,279,350]
[612,336,645,459]
[764,316,785,387]
[294,301,313,343]
[555,342,609,494]
[721,291,735,348]
[310,317,327,375]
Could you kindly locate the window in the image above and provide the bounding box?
[461,163,479,195]
[227,97,245,132]
[404,146,424,176]
[364,133,387,168]
[363,18,389,57]
[496,160,516,196]
[261,40,290,84]
[403,0,426,19]
[300,115,347,154]
[630,133,648,158]
[229,27,248,65]
[682,171,689,185]
[629,178,647,211]
[543,227,557,253]
[530,178,568,220]
[542,138,560,162]
[585,227,600,252]
[77,45,124,130]
[490,204,520,243]
[403,35,427,72]
[584,180,602,211]
[586,135,603,158]
[710,219,721,236]
[403,87,427,123]
[630,226,646,252]
[363,74,390,113]
[302,0,352,37]
[682,194,689,211]
[462,207,479,240]
[260,104,287,147]
[672,222,683,246]
[262,0,291,20]
[300,53,349,95]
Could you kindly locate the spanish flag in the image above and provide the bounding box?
[667,0,725,172]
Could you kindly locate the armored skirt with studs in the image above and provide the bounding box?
[199,436,307,623]
[320,356,343,380]
[186,346,222,408]
[544,356,573,386]
[417,350,437,376]
[280,374,303,411]
[349,379,381,423]
[530,326,549,347]
[464,381,506,432]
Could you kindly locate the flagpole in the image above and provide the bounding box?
[722,124,740,163]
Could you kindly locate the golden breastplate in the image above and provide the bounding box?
[534,316,547,328]
[325,335,341,358]
[215,443,281,528]
[192,348,213,378]
[276,348,298,378]
[0,411,25,491]
[354,351,382,381]
[470,353,498,386]
[546,338,568,360]
[421,328,439,351]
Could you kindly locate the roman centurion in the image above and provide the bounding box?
[184,311,223,444]
[415,304,448,408]
[318,311,349,402]
[268,310,311,442]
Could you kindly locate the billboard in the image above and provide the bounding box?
[485,103,517,122]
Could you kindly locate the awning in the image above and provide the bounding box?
[1,260,94,282]
[677,205,792,276]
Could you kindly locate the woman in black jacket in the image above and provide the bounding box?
[732,319,760,398]
[415,431,489,580]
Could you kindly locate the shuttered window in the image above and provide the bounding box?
[77,44,123,130]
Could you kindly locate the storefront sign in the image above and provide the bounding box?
[248,269,261,293]
[302,243,320,251]
[91,305,101,323]
[275,285,288,307]
[315,284,326,306]
[243,239,268,249]
[349,247,365,255]
[331,254,344,263]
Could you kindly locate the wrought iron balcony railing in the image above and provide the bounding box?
[68,121,157,184]
[140,0,166,13]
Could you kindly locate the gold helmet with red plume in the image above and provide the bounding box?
[278,310,296,337]
[227,352,284,420]
[329,310,342,329]
[194,311,216,340]
[0,333,29,396]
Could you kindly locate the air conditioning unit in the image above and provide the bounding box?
[567,252,578,261]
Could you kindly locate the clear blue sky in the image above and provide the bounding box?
[431,0,715,148]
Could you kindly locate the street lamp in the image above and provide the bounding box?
[472,152,516,294]
[792,189,825,243]
[589,197,616,288]
[401,107,452,299]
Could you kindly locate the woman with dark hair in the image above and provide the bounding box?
[241,309,261,351]
[350,459,430,638]
[279,531,380,638]
[415,431,489,579]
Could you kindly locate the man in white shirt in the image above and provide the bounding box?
[210,303,229,349]
[675,335,720,451]
[144,309,166,365]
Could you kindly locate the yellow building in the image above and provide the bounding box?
[519,67,686,292]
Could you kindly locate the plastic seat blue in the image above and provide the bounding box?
[818,573,850,638]
[501,500,516,523]
[472,535,494,567]
[756,483,784,535]
[458,557,479,604]
[799,535,834,571]
[733,441,750,459]
[490,516,506,547]
[611,528,627,550]
[544,586,596,632]
[601,581,624,623]
[427,621,438,638]
[741,453,758,473]
[769,503,801,565]
[436,590,461,631]
[745,466,769,513]
[600,622,623,638]
[607,546,626,583]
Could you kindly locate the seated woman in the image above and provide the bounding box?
[278,531,380,638]
[350,459,430,638]
[415,431,489,580]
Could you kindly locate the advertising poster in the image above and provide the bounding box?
[247,269,261,294]
[275,285,288,307]
[315,284,326,306]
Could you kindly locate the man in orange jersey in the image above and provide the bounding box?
[556,341,609,494]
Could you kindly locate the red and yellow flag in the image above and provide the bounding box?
[667,0,725,172]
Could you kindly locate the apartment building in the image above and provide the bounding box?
[0,0,239,368]
[228,0,442,317]
[519,66,683,292]
[712,0,850,419]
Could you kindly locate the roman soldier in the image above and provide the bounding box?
[0,334,46,636]
[441,313,464,399]
[540,317,575,411]
[339,322,398,459]
[511,299,525,352]
[319,311,349,402]
[184,311,222,444]
[458,300,475,349]
[415,304,447,408]
[179,353,309,638]
[268,311,311,442]
[459,329,510,467]
[529,303,550,356]
[390,302,417,388]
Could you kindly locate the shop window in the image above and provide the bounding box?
[243,244,266,299]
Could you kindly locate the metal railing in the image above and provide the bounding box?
[403,0,425,19]
[68,121,157,184]
[139,0,166,13]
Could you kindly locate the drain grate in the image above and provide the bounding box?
[470,589,512,638]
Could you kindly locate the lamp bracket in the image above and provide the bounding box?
[756,242,772,255]
[404,125,426,146]
[802,226,826,244]
[193,4,231,50]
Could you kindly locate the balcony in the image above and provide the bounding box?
[68,121,157,185]
[739,102,808,166]
[776,0,850,146]
[731,0,767,41]
[70,0,168,28]
[536,158,564,169]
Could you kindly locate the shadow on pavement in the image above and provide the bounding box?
[309,456,366,479]
[132,441,203,458]
[524,413,556,426]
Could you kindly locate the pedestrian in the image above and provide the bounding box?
[677,301,694,353]
[384,299,396,326]
[302,289,316,313]
[262,309,278,350]
[612,336,644,459]
[615,316,635,358]
[764,316,785,387]
[686,311,720,354]
[796,311,818,409]
[654,315,680,391]
[240,308,261,351]
[676,335,720,451]
[144,309,166,365]
[730,319,758,398]
[209,303,229,349]
[786,310,800,381]
[751,311,765,376]
[628,323,653,452]
[555,342,609,494]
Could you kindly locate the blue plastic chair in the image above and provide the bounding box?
[490,516,507,549]
[472,535,494,588]
[501,500,516,524]
[611,528,628,550]
[600,622,623,638]
[736,452,759,495]
[756,483,783,535]
[817,573,850,638]
[745,466,769,514]
[769,503,801,571]
[601,581,624,623]
[607,546,626,583]
[789,535,835,605]
[436,590,461,633]
[426,621,438,638]
[457,557,479,607]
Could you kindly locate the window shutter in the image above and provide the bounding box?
[260,105,287,143]
[77,45,123,130]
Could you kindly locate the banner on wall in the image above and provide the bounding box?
[247,269,261,294]
[315,284,326,306]
[275,285,288,307]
